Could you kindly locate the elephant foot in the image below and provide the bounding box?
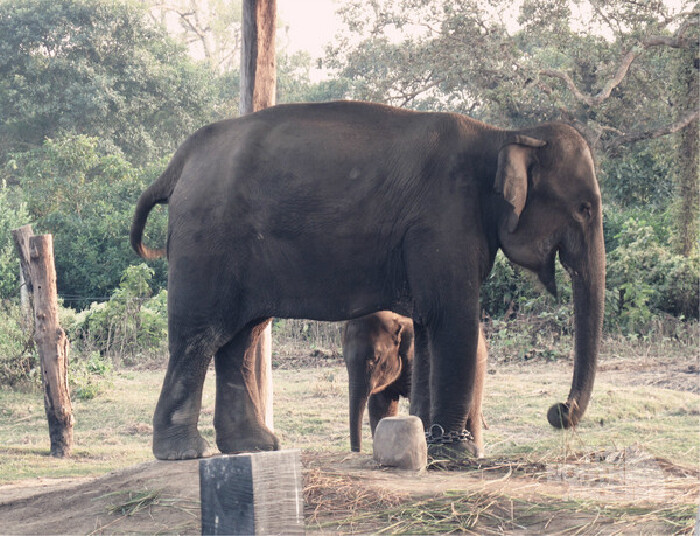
[428,439,480,461]
[216,426,280,454]
[152,429,211,460]
[426,424,480,461]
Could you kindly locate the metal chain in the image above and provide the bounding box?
[425,424,474,446]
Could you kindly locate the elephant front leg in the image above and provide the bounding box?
[427,309,481,459]
[368,390,400,436]
[152,330,213,460]
[214,320,280,454]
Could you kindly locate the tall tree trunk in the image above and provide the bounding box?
[240,0,276,431]
[674,48,699,257]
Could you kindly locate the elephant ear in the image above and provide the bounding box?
[495,134,547,233]
[391,320,403,347]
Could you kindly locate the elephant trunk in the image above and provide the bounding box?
[349,380,369,452]
[548,225,605,429]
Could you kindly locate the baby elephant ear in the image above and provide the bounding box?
[392,320,403,346]
[495,135,546,233]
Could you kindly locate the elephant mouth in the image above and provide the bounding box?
[537,248,558,298]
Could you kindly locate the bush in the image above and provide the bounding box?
[0,302,36,388]
[69,264,168,365]
[606,217,699,333]
[69,351,113,400]
[4,135,169,302]
[480,251,572,319]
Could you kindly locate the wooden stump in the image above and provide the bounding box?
[200,450,304,535]
[29,235,73,457]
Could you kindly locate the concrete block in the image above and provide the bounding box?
[372,416,427,471]
[199,450,304,535]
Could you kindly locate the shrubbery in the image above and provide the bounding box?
[68,264,168,365]
[0,303,36,387]
[0,264,168,390]
[606,217,699,332]
[69,352,114,400]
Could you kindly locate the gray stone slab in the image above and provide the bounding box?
[373,416,427,471]
[200,450,304,535]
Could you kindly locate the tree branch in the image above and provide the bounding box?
[539,18,699,108]
[604,109,699,152]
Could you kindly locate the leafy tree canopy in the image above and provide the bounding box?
[3,134,168,303]
[0,0,218,166]
[326,0,698,154]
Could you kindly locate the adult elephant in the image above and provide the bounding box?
[131,101,604,460]
[343,312,488,457]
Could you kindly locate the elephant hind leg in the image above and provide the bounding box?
[152,327,215,460]
[214,319,280,454]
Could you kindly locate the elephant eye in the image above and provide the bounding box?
[578,201,591,219]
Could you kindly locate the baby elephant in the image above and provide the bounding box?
[343,312,414,452]
[343,312,488,455]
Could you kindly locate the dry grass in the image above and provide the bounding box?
[0,330,697,534]
[302,450,699,535]
[303,467,407,528]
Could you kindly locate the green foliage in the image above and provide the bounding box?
[0,182,30,300]
[606,217,699,332]
[4,134,168,300]
[600,139,676,209]
[69,264,168,365]
[0,303,36,387]
[0,0,217,166]
[481,252,575,361]
[70,351,113,400]
[480,251,572,319]
[276,51,349,104]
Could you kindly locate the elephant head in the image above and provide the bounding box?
[342,312,413,452]
[494,124,605,429]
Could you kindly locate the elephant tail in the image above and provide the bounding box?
[130,149,186,260]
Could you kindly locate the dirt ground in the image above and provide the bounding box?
[1,449,697,534]
[1,356,698,535]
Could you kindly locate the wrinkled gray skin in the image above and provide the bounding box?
[131,101,605,460]
[343,312,488,457]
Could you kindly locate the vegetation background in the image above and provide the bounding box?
[0,2,697,533]
[0,0,697,391]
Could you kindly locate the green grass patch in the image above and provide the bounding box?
[1,357,697,483]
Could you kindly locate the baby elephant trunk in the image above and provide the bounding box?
[349,383,369,452]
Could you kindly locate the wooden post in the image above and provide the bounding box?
[200,450,304,535]
[12,224,35,331]
[29,235,73,457]
[240,0,276,115]
[240,0,276,432]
